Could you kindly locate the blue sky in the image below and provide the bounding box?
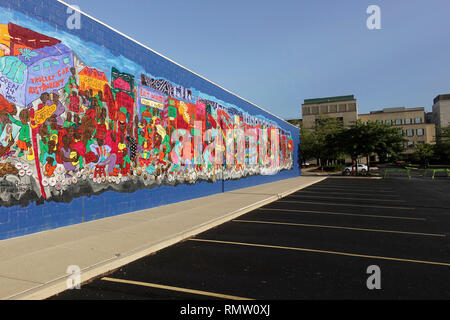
[67,0,450,119]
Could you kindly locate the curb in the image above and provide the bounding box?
[7,177,327,300]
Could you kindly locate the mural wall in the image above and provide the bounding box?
[0,0,299,239]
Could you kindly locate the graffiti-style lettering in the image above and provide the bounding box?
[0,17,294,208]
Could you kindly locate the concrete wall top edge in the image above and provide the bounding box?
[51,0,298,132]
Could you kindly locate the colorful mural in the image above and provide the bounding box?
[0,18,294,207]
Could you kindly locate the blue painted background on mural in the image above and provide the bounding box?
[0,0,300,240]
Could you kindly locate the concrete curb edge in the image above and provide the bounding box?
[8,177,327,300]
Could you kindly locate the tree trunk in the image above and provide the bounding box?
[366,155,370,175]
[351,158,355,176]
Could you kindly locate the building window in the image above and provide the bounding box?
[414,117,422,124]
[338,104,346,112]
[329,104,337,113]
[303,107,310,115]
[347,103,356,111]
[406,129,414,137]
[315,119,323,126]
[407,141,414,148]
[416,128,424,136]
[312,106,319,115]
[395,119,402,125]
[404,118,411,124]
[376,120,383,124]
[320,105,328,114]
[385,120,392,125]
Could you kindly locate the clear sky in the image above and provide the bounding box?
[67,0,450,119]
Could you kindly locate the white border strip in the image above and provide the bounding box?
[55,0,297,129]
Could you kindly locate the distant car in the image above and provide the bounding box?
[301,162,310,167]
[342,164,368,175]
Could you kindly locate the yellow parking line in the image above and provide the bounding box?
[288,194,406,203]
[308,187,394,193]
[299,191,400,198]
[101,277,253,300]
[278,200,414,210]
[232,219,445,237]
[190,239,450,267]
[256,208,426,221]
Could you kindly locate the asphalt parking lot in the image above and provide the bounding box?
[50,177,450,300]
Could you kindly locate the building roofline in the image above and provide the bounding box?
[433,94,450,104]
[358,107,425,115]
[303,95,355,105]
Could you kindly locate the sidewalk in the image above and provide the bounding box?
[0,176,325,300]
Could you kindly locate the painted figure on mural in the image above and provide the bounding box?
[90,138,117,176]
[43,140,57,178]
[38,93,51,111]
[9,109,31,159]
[65,67,79,100]
[0,136,15,159]
[69,91,80,114]
[0,18,294,206]
[60,134,79,177]
[51,90,66,127]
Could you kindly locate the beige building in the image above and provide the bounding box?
[432,94,450,128]
[300,96,437,158]
[358,107,436,154]
[301,95,358,129]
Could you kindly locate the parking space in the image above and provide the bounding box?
[51,177,450,300]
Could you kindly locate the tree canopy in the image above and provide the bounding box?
[300,118,344,166]
[300,119,406,166]
[298,118,449,167]
[435,126,450,163]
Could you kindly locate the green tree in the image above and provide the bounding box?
[336,121,368,174]
[370,122,405,163]
[336,121,405,173]
[435,126,450,164]
[304,117,344,167]
[299,123,315,164]
[412,143,434,167]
